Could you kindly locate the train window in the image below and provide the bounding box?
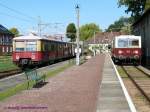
[26,41,37,51]
[15,41,25,51]
[129,39,139,47]
[51,44,54,51]
[48,44,51,51]
[45,42,49,51]
[118,39,128,48]
[16,48,24,51]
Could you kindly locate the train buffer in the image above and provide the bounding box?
[25,69,46,88]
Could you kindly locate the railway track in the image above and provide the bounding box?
[121,66,150,103]
[0,69,22,79]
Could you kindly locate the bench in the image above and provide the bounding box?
[25,69,46,88]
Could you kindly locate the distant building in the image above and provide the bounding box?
[86,32,125,54]
[132,8,150,65]
[0,24,14,55]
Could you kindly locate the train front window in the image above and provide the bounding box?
[129,39,139,48]
[26,41,37,51]
[15,41,25,51]
[15,41,37,51]
[118,39,128,48]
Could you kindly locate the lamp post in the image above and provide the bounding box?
[76,4,80,66]
[93,31,96,56]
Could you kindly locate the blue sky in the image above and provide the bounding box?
[0,0,129,35]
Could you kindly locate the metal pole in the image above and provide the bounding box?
[38,16,42,37]
[94,31,96,56]
[76,5,80,66]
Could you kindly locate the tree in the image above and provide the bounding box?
[106,17,133,34]
[118,0,146,21]
[80,23,102,41]
[145,0,150,11]
[9,27,19,37]
[66,23,76,42]
[120,24,131,34]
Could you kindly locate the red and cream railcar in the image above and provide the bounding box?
[12,34,75,66]
[111,35,141,64]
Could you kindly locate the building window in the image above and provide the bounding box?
[0,47,2,52]
[6,47,9,52]
[9,37,12,45]
[2,35,4,44]
[2,47,5,52]
[0,37,2,44]
[10,47,12,52]
[6,36,9,45]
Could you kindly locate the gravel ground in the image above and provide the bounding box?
[0,54,105,112]
[122,78,150,112]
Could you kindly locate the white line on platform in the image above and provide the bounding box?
[109,54,137,112]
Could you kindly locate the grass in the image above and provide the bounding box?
[46,62,74,78]
[0,60,75,101]
[0,81,34,101]
[116,66,128,78]
[0,56,19,72]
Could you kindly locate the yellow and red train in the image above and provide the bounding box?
[12,34,75,66]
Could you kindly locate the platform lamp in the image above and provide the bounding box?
[75,4,80,66]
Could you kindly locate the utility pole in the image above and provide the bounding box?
[38,16,42,36]
[76,4,80,66]
[38,17,62,37]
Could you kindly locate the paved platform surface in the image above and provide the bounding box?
[0,54,135,112]
[0,55,105,112]
[96,54,132,112]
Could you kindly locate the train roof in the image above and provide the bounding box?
[13,33,48,40]
[13,33,74,44]
[114,35,141,39]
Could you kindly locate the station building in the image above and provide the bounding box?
[0,24,14,55]
[132,8,150,65]
[86,32,125,54]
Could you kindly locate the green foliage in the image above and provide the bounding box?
[145,0,150,11]
[0,81,33,101]
[118,0,146,21]
[80,23,102,41]
[9,27,19,37]
[0,56,19,72]
[120,24,131,34]
[106,17,133,34]
[66,23,76,42]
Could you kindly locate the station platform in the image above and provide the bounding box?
[96,54,135,112]
[0,54,136,112]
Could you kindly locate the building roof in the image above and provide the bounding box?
[0,24,13,35]
[86,32,126,44]
[132,8,150,26]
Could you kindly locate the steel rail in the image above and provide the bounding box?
[134,66,150,78]
[121,66,150,103]
[0,69,22,79]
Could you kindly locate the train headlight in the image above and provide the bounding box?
[31,55,35,59]
[118,50,123,54]
[134,50,138,54]
[16,55,19,60]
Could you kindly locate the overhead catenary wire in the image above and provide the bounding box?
[0,12,34,23]
[0,2,37,21]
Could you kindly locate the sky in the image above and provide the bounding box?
[0,0,129,35]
